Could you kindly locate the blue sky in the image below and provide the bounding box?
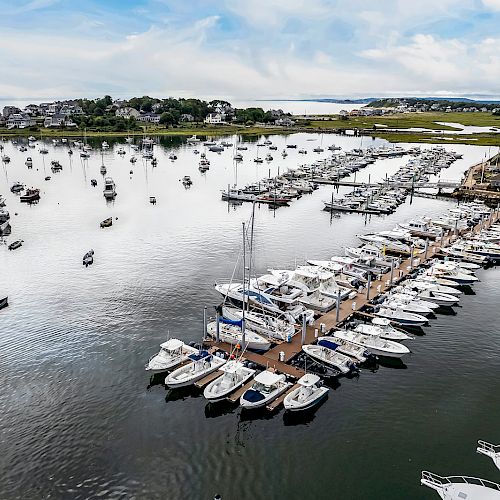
[1,0,500,100]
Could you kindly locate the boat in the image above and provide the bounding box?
[130,156,137,163]
[39,147,48,154]
[145,339,198,372]
[0,210,11,232]
[169,153,177,160]
[286,144,297,149]
[51,160,62,171]
[407,279,462,296]
[299,149,307,154]
[165,351,226,388]
[25,157,33,168]
[203,360,256,402]
[265,154,273,161]
[430,262,479,285]
[100,217,112,228]
[100,164,107,175]
[187,135,200,143]
[0,295,7,310]
[68,149,73,155]
[283,374,329,412]
[80,151,90,158]
[103,177,117,199]
[0,195,5,207]
[375,306,428,326]
[316,336,369,363]
[1,155,10,162]
[254,157,263,163]
[239,370,291,409]
[355,318,411,341]
[302,341,357,374]
[421,470,500,500]
[234,153,243,161]
[101,141,109,149]
[8,240,23,251]
[477,440,500,472]
[82,249,94,266]
[20,188,40,203]
[334,329,410,358]
[125,136,133,144]
[382,295,435,315]
[117,147,126,155]
[182,175,192,186]
[10,182,24,193]
[412,287,459,306]
[206,320,271,351]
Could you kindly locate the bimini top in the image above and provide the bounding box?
[220,360,244,374]
[298,373,321,387]
[188,350,210,362]
[254,370,283,386]
[160,339,184,351]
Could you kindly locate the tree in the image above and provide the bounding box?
[159,112,175,126]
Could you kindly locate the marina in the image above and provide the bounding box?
[1,133,499,499]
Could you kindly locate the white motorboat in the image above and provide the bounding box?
[477,440,500,472]
[414,288,459,306]
[206,320,271,351]
[283,374,329,412]
[421,470,500,500]
[383,297,434,315]
[100,164,107,174]
[222,306,295,341]
[145,339,198,372]
[430,263,479,285]
[103,177,116,199]
[334,329,410,358]
[302,342,357,374]
[408,279,462,296]
[25,157,33,167]
[187,135,200,143]
[375,306,428,326]
[165,350,226,388]
[240,370,291,409]
[0,209,10,232]
[388,290,439,310]
[102,141,109,149]
[203,360,256,402]
[316,336,368,363]
[355,318,411,341]
[299,290,337,313]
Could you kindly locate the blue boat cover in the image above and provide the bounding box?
[242,389,266,403]
[188,351,210,362]
[318,339,339,351]
[219,316,243,327]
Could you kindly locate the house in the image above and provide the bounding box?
[44,114,77,128]
[489,173,500,189]
[204,113,225,124]
[60,104,83,116]
[46,103,60,116]
[275,117,295,127]
[269,109,284,118]
[152,103,163,113]
[180,113,194,122]
[3,106,21,118]
[24,104,41,116]
[137,113,160,123]
[6,113,36,129]
[115,107,140,119]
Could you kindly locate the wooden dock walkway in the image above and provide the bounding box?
[266,384,299,412]
[208,211,500,380]
[194,370,222,389]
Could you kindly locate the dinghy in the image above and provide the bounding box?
[240,370,291,409]
[145,339,199,372]
[283,374,329,412]
[203,360,256,402]
[165,351,226,388]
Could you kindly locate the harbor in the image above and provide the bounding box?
[1,133,499,499]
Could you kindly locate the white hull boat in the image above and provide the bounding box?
[302,342,356,374]
[203,361,256,402]
[165,351,226,388]
[145,339,199,372]
[334,329,410,358]
[477,440,500,472]
[206,321,271,351]
[421,471,500,500]
[416,288,459,306]
[355,318,411,341]
[240,370,291,409]
[283,374,329,412]
[408,279,462,296]
[376,306,428,326]
[317,336,368,363]
[383,298,434,315]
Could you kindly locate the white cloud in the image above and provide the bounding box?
[482,0,500,10]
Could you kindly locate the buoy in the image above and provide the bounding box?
[236,343,241,350]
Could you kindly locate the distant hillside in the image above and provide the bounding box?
[367,97,500,108]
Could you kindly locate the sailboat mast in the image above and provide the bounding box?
[242,221,246,345]
[247,202,256,312]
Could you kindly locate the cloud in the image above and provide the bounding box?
[482,0,500,10]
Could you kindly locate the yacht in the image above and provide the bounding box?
[165,351,226,388]
[145,339,199,372]
[203,360,256,402]
[206,320,271,351]
[399,219,441,239]
[316,336,369,363]
[375,306,428,326]
[265,154,273,161]
[429,262,479,285]
[334,329,410,359]
[10,182,24,193]
[283,374,329,412]
[103,177,116,199]
[421,470,500,500]
[354,318,411,341]
[25,157,33,168]
[239,370,291,409]
[477,440,500,472]
[100,164,107,175]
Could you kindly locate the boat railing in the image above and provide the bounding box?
[478,440,500,455]
[421,471,500,491]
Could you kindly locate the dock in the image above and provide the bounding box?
[208,209,500,380]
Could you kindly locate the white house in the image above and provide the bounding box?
[60,104,83,116]
[204,113,225,124]
[6,113,36,129]
[44,114,76,128]
[115,107,141,119]
[3,106,21,118]
[137,113,160,123]
[275,117,295,127]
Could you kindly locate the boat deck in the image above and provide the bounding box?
[266,384,299,411]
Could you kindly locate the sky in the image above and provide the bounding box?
[1,0,500,101]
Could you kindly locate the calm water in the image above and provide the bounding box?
[0,134,499,499]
